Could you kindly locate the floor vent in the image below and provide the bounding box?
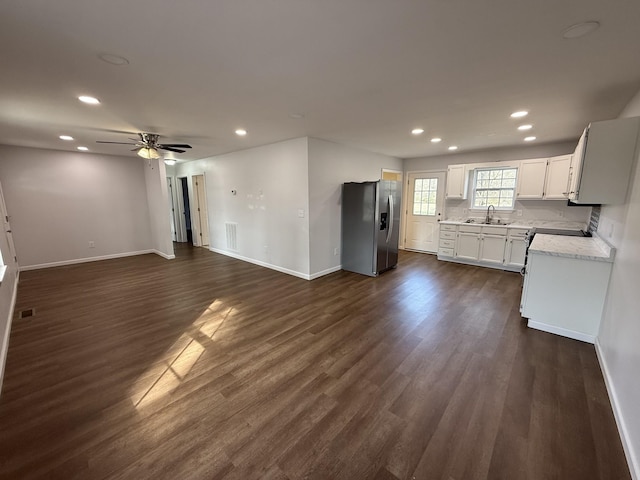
[225,222,238,251]
[18,308,35,319]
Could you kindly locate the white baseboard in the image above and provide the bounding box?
[309,265,342,280]
[527,320,595,344]
[0,273,19,394]
[152,250,175,260]
[19,250,158,271]
[209,247,320,280]
[595,340,639,480]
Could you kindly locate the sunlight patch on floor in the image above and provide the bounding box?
[129,299,234,409]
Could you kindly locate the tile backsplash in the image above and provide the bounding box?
[445,199,591,226]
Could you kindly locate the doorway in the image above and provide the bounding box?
[192,174,209,247]
[404,171,446,253]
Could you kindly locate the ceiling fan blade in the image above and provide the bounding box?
[159,146,186,153]
[96,141,138,145]
[158,143,192,149]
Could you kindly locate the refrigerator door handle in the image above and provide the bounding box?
[386,194,393,243]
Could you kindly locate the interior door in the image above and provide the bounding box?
[166,177,177,242]
[405,171,446,253]
[0,182,17,266]
[193,174,209,247]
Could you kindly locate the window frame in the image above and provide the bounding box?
[470,166,518,211]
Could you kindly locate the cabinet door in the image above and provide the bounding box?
[544,155,572,199]
[516,158,547,199]
[567,128,587,201]
[479,234,506,264]
[504,237,526,268]
[455,232,480,260]
[445,165,467,199]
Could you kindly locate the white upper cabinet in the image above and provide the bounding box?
[445,164,468,199]
[516,158,548,199]
[568,117,640,204]
[544,154,572,200]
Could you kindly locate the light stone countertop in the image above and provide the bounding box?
[528,233,615,262]
[440,219,587,231]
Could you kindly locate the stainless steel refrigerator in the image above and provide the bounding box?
[341,180,402,276]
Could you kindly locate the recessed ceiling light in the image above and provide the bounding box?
[562,21,600,39]
[511,111,528,118]
[448,146,458,151]
[164,159,176,166]
[235,129,247,136]
[98,53,130,66]
[411,128,424,135]
[77,146,89,151]
[289,113,305,119]
[431,137,442,143]
[518,124,533,131]
[78,95,100,105]
[524,136,537,142]
[59,135,74,141]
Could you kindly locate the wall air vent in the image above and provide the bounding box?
[225,222,238,251]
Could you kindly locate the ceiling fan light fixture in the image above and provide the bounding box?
[78,95,100,105]
[138,147,160,159]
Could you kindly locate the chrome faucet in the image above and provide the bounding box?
[485,204,495,224]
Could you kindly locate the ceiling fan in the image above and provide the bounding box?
[96,133,192,159]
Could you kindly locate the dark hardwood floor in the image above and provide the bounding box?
[0,245,630,479]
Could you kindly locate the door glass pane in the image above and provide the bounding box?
[412,178,438,216]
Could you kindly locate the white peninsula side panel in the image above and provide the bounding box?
[521,235,614,343]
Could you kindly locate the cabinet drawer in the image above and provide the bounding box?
[440,224,457,232]
[439,239,455,248]
[440,231,456,240]
[458,225,482,233]
[509,228,529,238]
[438,247,454,257]
[482,226,507,236]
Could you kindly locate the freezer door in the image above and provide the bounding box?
[376,180,402,273]
[341,182,378,276]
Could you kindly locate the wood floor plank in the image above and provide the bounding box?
[0,245,630,480]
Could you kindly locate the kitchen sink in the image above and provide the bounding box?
[464,219,510,226]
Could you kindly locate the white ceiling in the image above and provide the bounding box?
[1,0,639,161]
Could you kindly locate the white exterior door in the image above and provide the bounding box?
[405,171,446,253]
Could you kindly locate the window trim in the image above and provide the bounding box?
[470,166,518,211]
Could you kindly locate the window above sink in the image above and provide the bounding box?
[471,167,518,210]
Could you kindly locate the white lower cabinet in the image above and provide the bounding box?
[438,223,529,272]
[455,232,480,260]
[504,228,528,269]
[479,234,507,264]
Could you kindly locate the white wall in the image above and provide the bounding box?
[307,138,402,277]
[405,141,591,227]
[143,158,174,259]
[597,89,640,479]
[175,138,311,278]
[0,145,153,269]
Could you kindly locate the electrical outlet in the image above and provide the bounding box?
[298,209,305,218]
[88,241,95,248]
[334,247,339,256]
[263,245,268,253]
[516,210,523,217]
[462,208,468,215]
